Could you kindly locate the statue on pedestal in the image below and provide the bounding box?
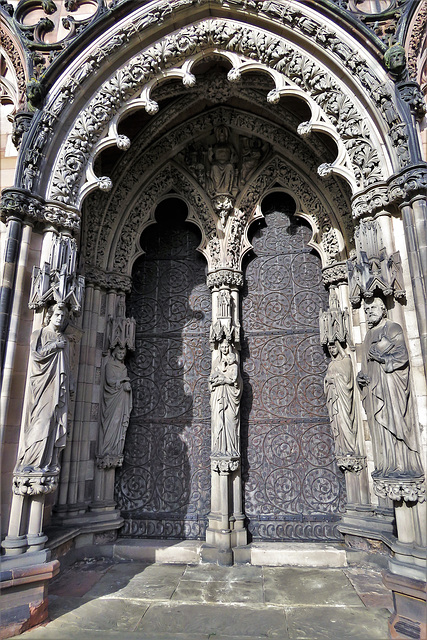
[324,340,358,458]
[209,338,242,458]
[356,298,422,478]
[97,345,133,468]
[17,303,71,473]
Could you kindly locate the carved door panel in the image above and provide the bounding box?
[116,210,211,539]
[241,196,346,541]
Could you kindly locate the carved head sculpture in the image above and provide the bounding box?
[384,44,406,76]
[112,345,126,362]
[327,342,339,358]
[364,297,387,328]
[45,303,69,331]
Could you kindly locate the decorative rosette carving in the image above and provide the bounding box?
[336,455,366,474]
[13,469,60,496]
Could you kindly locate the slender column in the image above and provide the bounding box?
[202,270,247,564]
[0,216,23,376]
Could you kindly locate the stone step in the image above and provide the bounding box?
[112,539,347,567]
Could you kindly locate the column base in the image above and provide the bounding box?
[383,571,426,640]
[0,559,59,640]
[200,543,233,566]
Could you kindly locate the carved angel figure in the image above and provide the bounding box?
[17,304,71,472]
[324,341,357,457]
[209,339,242,457]
[97,346,133,468]
[357,298,422,478]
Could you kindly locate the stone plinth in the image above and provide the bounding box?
[0,559,60,640]
[383,571,426,640]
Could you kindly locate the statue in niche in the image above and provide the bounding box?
[17,303,71,473]
[240,136,266,183]
[209,338,242,458]
[207,125,237,196]
[356,298,423,478]
[324,340,358,458]
[97,345,133,468]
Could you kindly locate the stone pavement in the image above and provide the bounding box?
[15,560,392,640]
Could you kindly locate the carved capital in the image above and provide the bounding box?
[207,269,243,289]
[44,203,81,231]
[13,469,60,496]
[336,455,366,474]
[211,456,240,473]
[373,477,426,503]
[84,264,132,292]
[322,262,348,287]
[96,454,124,469]
[352,164,427,217]
[0,188,43,224]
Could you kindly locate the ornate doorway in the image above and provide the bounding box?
[241,193,346,541]
[116,200,212,538]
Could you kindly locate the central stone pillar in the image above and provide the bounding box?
[202,269,248,565]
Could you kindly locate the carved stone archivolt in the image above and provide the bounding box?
[17,14,402,213]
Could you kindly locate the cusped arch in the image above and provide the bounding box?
[16,10,407,225]
[98,164,215,276]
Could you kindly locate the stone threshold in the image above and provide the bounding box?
[113,539,347,567]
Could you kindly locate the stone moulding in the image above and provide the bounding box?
[27,13,398,209]
[373,477,426,504]
[351,163,427,218]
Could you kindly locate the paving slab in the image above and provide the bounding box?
[136,602,289,638]
[46,597,148,631]
[343,567,393,610]
[172,579,264,604]
[285,605,390,640]
[263,567,363,606]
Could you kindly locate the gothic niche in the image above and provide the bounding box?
[241,192,346,541]
[115,198,212,539]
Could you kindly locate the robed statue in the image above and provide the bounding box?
[356,298,422,478]
[97,345,133,468]
[17,303,71,473]
[324,340,358,458]
[209,338,242,457]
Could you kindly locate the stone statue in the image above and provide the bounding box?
[97,345,133,468]
[384,43,407,79]
[324,341,357,458]
[208,125,237,196]
[356,298,422,478]
[209,338,242,457]
[17,303,71,473]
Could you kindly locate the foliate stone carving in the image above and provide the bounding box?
[397,81,427,121]
[96,344,133,470]
[29,233,85,314]
[322,262,348,287]
[0,188,80,230]
[12,469,60,496]
[84,264,132,292]
[373,478,426,504]
[336,456,366,474]
[407,1,427,81]
[211,457,239,473]
[16,304,72,476]
[11,111,33,149]
[356,298,423,480]
[48,18,385,205]
[351,165,427,217]
[347,219,405,305]
[207,269,243,289]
